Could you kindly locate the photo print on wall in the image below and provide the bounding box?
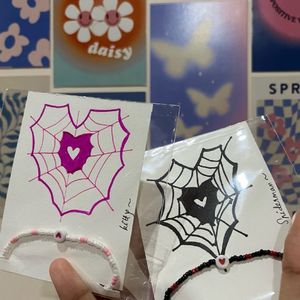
[150,0,248,141]
[52,0,146,89]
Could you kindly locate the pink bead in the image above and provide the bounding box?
[103,247,111,257]
[111,275,118,286]
[31,230,38,235]
[10,236,19,244]
[80,237,88,243]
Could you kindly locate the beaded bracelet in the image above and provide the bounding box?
[1,229,120,291]
[164,249,283,300]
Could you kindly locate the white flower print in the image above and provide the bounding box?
[28,38,50,66]
[91,0,134,42]
[12,0,49,24]
[0,23,29,62]
[64,0,101,43]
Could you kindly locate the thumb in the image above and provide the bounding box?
[279,212,300,300]
[49,258,96,300]
[282,212,300,274]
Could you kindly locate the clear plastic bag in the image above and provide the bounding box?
[138,118,294,300]
[118,102,179,300]
[0,89,179,300]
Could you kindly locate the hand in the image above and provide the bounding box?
[50,258,105,300]
[280,212,300,300]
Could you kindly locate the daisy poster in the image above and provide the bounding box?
[52,0,146,90]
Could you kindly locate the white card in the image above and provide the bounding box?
[0,92,152,296]
[139,121,290,300]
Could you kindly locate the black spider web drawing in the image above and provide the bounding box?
[29,104,131,217]
[148,137,251,258]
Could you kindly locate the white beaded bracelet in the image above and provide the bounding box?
[2,229,120,291]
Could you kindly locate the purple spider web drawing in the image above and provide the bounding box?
[29,104,130,216]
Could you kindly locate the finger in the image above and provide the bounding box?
[279,212,300,300]
[49,258,96,300]
[282,212,300,274]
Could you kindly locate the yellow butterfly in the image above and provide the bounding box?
[176,117,203,139]
[151,19,214,78]
[187,83,233,117]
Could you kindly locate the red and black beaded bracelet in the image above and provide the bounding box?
[164,249,283,300]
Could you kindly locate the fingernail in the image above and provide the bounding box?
[292,211,297,224]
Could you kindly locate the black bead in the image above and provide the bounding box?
[164,249,284,299]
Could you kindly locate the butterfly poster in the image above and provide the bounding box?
[139,121,290,299]
[52,0,146,90]
[150,0,248,141]
[0,91,152,297]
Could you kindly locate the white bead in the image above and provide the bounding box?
[215,255,229,270]
[54,230,67,243]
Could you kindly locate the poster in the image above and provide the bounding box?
[52,0,146,89]
[150,0,248,140]
[253,0,300,72]
[0,0,50,68]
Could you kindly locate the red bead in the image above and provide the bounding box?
[171,283,177,290]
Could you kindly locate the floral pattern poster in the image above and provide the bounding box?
[0,0,50,68]
[52,0,146,89]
